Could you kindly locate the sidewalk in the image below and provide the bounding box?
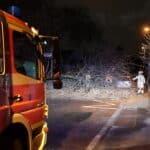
[124,92,150,109]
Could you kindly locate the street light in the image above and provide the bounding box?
[141,25,150,50]
[140,26,150,59]
[143,26,150,34]
[142,25,150,93]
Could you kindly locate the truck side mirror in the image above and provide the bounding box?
[53,79,63,89]
[41,36,62,89]
[52,39,62,89]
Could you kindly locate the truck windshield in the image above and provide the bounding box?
[13,31,38,79]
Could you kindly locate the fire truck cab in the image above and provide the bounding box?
[0,10,61,150]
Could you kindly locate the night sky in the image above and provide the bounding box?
[0,0,150,52]
[55,0,150,50]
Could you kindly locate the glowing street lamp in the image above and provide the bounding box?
[141,25,150,92]
[143,26,150,34]
[140,25,150,60]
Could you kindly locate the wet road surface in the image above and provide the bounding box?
[45,98,122,150]
[44,94,150,150]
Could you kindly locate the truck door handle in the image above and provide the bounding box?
[13,94,23,102]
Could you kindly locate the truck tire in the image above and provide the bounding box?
[10,131,28,150]
[0,131,28,150]
[11,137,24,150]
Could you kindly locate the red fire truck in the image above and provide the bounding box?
[0,10,62,150]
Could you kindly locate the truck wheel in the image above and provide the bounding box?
[5,133,28,150]
[0,134,25,150]
[11,138,24,150]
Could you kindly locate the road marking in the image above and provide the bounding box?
[93,100,117,106]
[82,105,117,109]
[83,104,114,107]
[103,101,116,106]
[85,104,124,150]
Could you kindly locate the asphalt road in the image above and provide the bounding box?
[94,108,150,150]
[45,98,122,150]
[44,94,150,150]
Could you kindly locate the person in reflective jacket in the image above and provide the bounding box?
[133,70,146,94]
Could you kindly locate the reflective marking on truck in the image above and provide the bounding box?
[11,99,44,113]
[0,105,10,132]
[12,73,42,85]
[22,106,46,125]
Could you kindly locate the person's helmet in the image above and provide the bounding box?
[138,70,143,74]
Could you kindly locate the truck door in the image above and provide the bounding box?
[11,31,46,125]
[0,20,11,132]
